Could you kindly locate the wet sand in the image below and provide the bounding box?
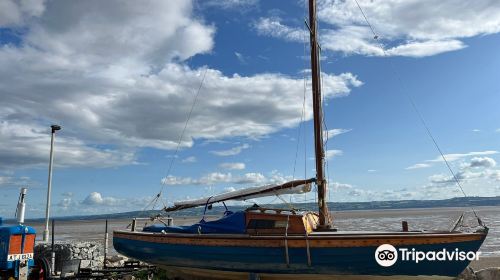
[470,256,500,270]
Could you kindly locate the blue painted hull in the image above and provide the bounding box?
[113,231,486,278]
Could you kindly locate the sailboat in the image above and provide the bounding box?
[113,1,488,279]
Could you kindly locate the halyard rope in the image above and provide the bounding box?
[143,67,209,213]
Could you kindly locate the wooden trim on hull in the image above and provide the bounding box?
[114,230,486,248]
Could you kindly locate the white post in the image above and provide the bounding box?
[43,125,61,242]
[17,188,27,224]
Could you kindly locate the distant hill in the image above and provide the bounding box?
[17,195,500,223]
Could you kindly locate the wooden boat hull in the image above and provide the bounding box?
[113,230,486,279]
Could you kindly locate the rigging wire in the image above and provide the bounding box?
[290,77,306,204]
[147,67,209,212]
[352,0,484,225]
[291,83,307,181]
[294,15,311,204]
[353,0,378,40]
[303,15,309,203]
[303,59,309,202]
[276,193,297,210]
[318,42,332,204]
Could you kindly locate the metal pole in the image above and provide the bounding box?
[17,188,27,224]
[51,219,55,275]
[131,218,137,231]
[308,0,330,228]
[104,219,108,268]
[43,125,61,242]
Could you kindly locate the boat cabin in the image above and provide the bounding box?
[143,205,319,235]
[245,207,319,235]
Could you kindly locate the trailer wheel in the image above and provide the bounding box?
[29,257,50,280]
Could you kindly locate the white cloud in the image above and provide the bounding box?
[319,26,384,56]
[0,0,45,27]
[219,162,246,170]
[330,182,353,191]
[468,157,497,168]
[0,121,135,169]
[211,144,250,156]
[161,170,290,186]
[405,163,431,170]
[0,1,362,169]
[0,175,33,187]
[200,172,234,184]
[0,176,12,185]
[332,153,500,201]
[161,175,194,186]
[406,150,499,171]
[402,154,500,199]
[318,0,500,40]
[182,156,197,163]
[324,128,352,139]
[234,172,266,184]
[161,172,235,186]
[56,192,75,209]
[253,17,305,42]
[269,171,291,184]
[348,188,372,198]
[429,170,483,185]
[234,52,247,64]
[487,170,500,181]
[82,192,122,206]
[325,149,343,159]
[203,0,259,10]
[57,196,74,209]
[61,192,73,197]
[2,64,360,154]
[254,0,500,57]
[25,1,214,67]
[427,156,500,187]
[426,151,499,163]
[327,155,500,201]
[384,40,466,57]
[330,181,425,202]
[428,174,454,185]
[224,186,237,193]
[53,191,154,215]
[254,18,464,57]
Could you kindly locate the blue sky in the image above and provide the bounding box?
[1,0,500,218]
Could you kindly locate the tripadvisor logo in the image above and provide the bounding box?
[374,244,481,267]
[375,244,398,267]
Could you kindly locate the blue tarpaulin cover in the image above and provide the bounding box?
[143,211,246,234]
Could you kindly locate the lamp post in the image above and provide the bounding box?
[43,124,61,242]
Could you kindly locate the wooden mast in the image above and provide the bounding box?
[308,0,330,228]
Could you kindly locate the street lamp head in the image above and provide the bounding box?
[51,124,61,133]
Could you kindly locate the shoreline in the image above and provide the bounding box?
[13,205,500,223]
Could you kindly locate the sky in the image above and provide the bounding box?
[1,0,500,218]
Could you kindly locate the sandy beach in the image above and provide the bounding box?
[470,257,500,270]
